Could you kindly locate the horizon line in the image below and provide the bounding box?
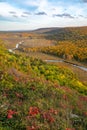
[0,25,87,32]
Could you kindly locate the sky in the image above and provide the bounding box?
[0,0,87,30]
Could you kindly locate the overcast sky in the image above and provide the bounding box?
[0,0,87,30]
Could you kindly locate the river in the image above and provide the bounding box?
[44,60,87,72]
[8,42,87,72]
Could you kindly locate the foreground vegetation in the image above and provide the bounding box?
[0,40,87,130]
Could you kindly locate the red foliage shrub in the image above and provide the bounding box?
[66,128,75,130]
[7,109,17,119]
[28,107,40,117]
[42,112,55,123]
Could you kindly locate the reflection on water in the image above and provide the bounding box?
[45,60,63,63]
[73,65,87,72]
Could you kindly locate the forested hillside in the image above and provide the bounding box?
[41,27,87,63]
[0,40,87,130]
[44,27,87,41]
[14,27,87,64]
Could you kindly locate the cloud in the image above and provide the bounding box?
[0,2,23,16]
[12,15,18,18]
[0,14,2,17]
[0,0,87,30]
[35,11,47,15]
[0,15,15,22]
[78,14,87,19]
[0,2,31,21]
[9,11,16,14]
[79,14,84,17]
[23,12,31,15]
[53,13,74,18]
[51,8,56,11]
[25,0,47,7]
[21,14,28,18]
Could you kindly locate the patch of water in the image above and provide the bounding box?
[45,60,87,72]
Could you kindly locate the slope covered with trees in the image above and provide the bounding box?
[0,40,87,130]
[41,41,87,63]
[44,27,87,41]
[39,27,87,64]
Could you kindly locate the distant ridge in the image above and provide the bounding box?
[31,27,61,33]
[32,26,87,34]
[0,27,60,33]
[0,26,87,33]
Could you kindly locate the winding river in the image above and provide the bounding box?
[8,41,24,53]
[8,41,87,72]
[44,59,87,72]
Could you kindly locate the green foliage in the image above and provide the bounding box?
[30,58,87,95]
[0,42,87,130]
